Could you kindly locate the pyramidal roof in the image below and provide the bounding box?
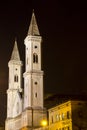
[11,39,20,61]
[27,10,40,36]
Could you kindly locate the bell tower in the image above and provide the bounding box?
[23,11,43,109]
[22,11,47,129]
[7,39,23,118]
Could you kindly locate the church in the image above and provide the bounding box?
[5,11,47,130]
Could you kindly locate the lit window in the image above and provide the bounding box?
[56,114,58,119]
[60,114,62,120]
[56,114,59,121]
[58,114,60,121]
[62,113,64,120]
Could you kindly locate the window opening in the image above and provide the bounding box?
[35,92,37,98]
[35,82,37,85]
[33,53,38,63]
[67,111,70,119]
[34,46,37,48]
[14,75,18,82]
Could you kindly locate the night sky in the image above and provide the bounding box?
[0,0,87,126]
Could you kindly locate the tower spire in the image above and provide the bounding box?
[11,39,20,61]
[27,10,40,36]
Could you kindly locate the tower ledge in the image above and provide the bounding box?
[23,70,44,77]
[8,60,23,66]
[24,35,42,43]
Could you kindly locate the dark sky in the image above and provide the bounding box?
[0,0,87,126]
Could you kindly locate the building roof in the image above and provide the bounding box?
[11,39,20,61]
[44,93,87,109]
[27,10,40,36]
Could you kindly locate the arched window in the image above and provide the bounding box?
[14,75,18,82]
[33,53,38,63]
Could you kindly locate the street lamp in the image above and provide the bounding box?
[41,119,47,130]
[41,119,47,126]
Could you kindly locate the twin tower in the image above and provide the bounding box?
[5,11,47,130]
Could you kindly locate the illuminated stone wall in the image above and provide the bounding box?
[48,100,87,130]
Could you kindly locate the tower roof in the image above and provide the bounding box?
[27,10,40,36]
[11,39,20,61]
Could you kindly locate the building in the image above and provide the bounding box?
[5,11,47,130]
[48,100,87,130]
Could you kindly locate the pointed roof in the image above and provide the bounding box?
[11,39,20,61]
[28,10,40,36]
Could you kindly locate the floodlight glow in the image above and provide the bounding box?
[41,119,47,127]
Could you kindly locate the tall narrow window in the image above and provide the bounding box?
[36,54,38,63]
[14,75,18,82]
[62,113,64,120]
[67,111,70,119]
[14,75,16,82]
[33,53,38,63]
[35,92,37,98]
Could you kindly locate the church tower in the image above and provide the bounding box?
[23,11,43,109]
[7,39,23,118]
[22,11,47,129]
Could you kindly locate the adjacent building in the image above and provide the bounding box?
[48,100,87,130]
